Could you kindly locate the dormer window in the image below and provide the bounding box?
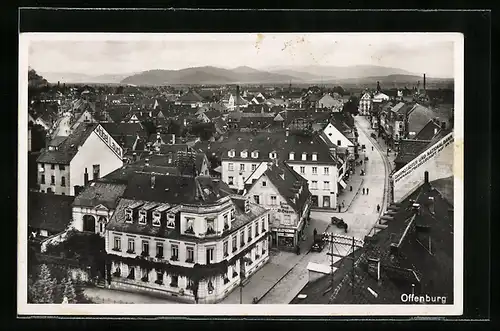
[138,210,147,225]
[302,153,307,161]
[185,217,194,234]
[251,151,259,158]
[312,153,317,161]
[269,152,277,159]
[240,150,248,158]
[166,213,176,228]
[289,152,295,160]
[125,208,133,223]
[206,218,216,235]
[244,199,250,213]
[228,150,235,158]
[230,208,235,220]
[152,212,161,227]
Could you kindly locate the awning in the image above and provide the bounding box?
[339,179,347,189]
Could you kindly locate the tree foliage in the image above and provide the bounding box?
[29,264,57,303]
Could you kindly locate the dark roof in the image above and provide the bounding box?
[179,90,205,103]
[394,139,432,165]
[72,182,127,209]
[259,162,311,213]
[429,176,454,205]
[414,120,442,140]
[122,173,233,205]
[107,105,132,123]
[36,123,98,164]
[216,131,337,164]
[28,192,75,233]
[100,122,147,138]
[408,104,436,135]
[204,110,221,120]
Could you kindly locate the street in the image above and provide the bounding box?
[51,113,71,138]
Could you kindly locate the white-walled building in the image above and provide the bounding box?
[221,131,340,209]
[104,173,270,303]
[36,123,124,196]
[358,92,372,115]
[244,162,311,251]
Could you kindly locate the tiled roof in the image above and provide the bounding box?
[179,90,205,103]
[72,182,127,209]
[218,131,337,164]
[107,105,132,123]
[260,162,311,213]
[414,120,442,140]
[394,139,432,165]
[408,104,435,135]
[100,122,147,138]
[391,102,406,113]
[121,173,233,205]
[204,110,221,120]
[28,192,75,233]
[36,123,98,164]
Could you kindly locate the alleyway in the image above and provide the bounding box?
[51,113,71,139]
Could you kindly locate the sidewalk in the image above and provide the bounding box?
[219,216,329,304]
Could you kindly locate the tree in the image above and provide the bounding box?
[63,277,77,303]
[29,264,57,303]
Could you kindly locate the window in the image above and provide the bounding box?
[247,226,252,241]
[231,208,235,220]
[270,196,277,205]
[228,176,234,185]
[51,164,55,170]
[299,166,305,174]
[152,212,161,227]
[93,164,100,180]
[206,218,215,235]
[156,271,163,285]
[324,181,330,190]
[170,275,178,287]
[171,245,179,260]
[262,181,266,187]
[241,151,248,158]
[156,242,164,258]
[254,223,259,237]
[50,175,55,185]
[283,215,292,225]
[232,236,237,252]
[113,237,121,251]
[61,176,66,187]
[142,241,149,256]
[40,174,45,184]
[261,218,265,233]
[253,195,260,204]
[223,241,229,257]
[311,180,318,190]
[223,214,229,230]
[228,150,235,157]
[324,167,329,175]
[240,164,245,172]
[206,247,214,264]
[251,151,258,158]
[312,167,317,174]
[166,213,175,228]
[312,153,317,161]
[186,246,194,263]
[138,211,146,225]
[228,163,234,171]
[39,163,45,171]
[251,164,257,171]
[337,140,341,146]
[59,165,65,170]
[240,231,245,247]
[128,267,135,280]
[185,217,194,234]
[302,153,307,161]
[289,152,295,160]
[127,238,135,253]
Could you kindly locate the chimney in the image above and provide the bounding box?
[367,257,381,281]
[424,171,429,184]
[84,169,89,186]
[423,74,426,91]
[151,175,156,188]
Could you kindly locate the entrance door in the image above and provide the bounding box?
[83,215,96,232]
[311,195,318,207]
[323,196,331,208]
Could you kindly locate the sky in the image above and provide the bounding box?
[26,33,458,78]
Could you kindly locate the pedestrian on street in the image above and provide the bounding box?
[377,204,380,213]
[342,200,345,208]
[313,228,318,237]
[367,188,369,194]
[362,188,365,195]
[372,146,374,151]
[360,160,363,166]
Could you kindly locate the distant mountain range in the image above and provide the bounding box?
[39,65,453,86]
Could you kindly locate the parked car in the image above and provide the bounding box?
[331,217,348,231]
[311,234,325,252]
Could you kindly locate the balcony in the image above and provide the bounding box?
[112,271,121,277]
[141,275,149,282]
[155,254,164,259]
[141,251,149,257]
[126,249,135,254]
[170,282,178,288]
[240,242,245,248]
[127,273,135,280]
[155,279,163,285]
[223,252,229,258]
[184,228,195,235]
[185,258,194,264]
[170,256,179,262]
[205,228,216,236]
[112,247,121,252]
[232,247,237,253]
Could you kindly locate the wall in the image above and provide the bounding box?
[323,123,354,148]
[38,162,71,195]
[222,158,263,190]
[392,133,454,202]
[244,161,267,186]
[69,130,123,195]
[71,205,114,235]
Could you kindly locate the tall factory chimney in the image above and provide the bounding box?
[236,85,240,112]
[423,73,426,91]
